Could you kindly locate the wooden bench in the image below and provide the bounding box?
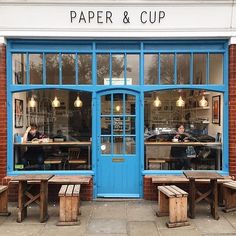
[0,186,10,216]
[57,184,81,226]
[223,181,236,212]
[157,185,189,228]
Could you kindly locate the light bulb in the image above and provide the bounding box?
[153,96,161,107]
[74,96,83,108]
[199,96,208,107]
[52,96,60,108]
[115,105,121,112]
[28,96,37,108]
[176,96,185,107]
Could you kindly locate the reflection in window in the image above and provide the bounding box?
[209,54,223,84]
[13,89,92,171]
[193,54,206,84]
[78,54,92,84]
[12,54,26,84]
[177,54,190,84]
[97,54,110,85]
[144,54,158,84]
[160,54,174,84]
[29,54,43,84]
[62,54,75,84]
[46,54,59,84]
[127,54,139,85]
[144,89,223,171]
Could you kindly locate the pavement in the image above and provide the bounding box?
[1,200,236,236]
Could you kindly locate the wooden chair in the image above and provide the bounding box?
[44,154,63,170]
[68,148,87,170]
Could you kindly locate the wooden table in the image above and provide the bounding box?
[11,174,54,223]
[183,171,223,220]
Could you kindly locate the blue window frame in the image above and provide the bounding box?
[7,40,228,177]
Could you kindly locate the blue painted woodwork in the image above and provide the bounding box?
[6,40,229,198]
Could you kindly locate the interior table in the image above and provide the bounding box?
[183,171,223,220]
[11,174,54,223]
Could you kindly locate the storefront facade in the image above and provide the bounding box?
[0,1,236,199]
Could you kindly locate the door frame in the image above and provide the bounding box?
[95,88,142,198]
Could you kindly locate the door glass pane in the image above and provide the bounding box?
[78,54,92,84]
[177,54,190,84]
[125,94,135,115]
[101,95,111,115]
[97,54,110,85]
[101,136,111,154]
[113,117,123,135]
[113,136,123,154]
[112,54,124,85]
[193,54,206,84]
[160,54,174,84]
[125,136,136,154]
[46,54,59,84]
[62,54,75,84]
[29,54,43,84]
[209,54,223,84]
[12,53,26,84]
[113,94,123,115]
[101,117,111,135]
[125,117,135,135]
[144,54,158,84]
[127,54,139,85]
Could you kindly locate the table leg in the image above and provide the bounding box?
[211,179,219,220]
[17,181,27,223]
[40,180,49,223]
[189,179,196,219]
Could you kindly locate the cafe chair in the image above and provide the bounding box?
[67,148,87,170]
[44,155,63,170]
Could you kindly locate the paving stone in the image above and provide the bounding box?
[159,228,201,236]
[87,219,127,234]
[127,221,160,236]
[0,225,43,236]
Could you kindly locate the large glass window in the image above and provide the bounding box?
[144,89,223,171]
[13,90,92,171]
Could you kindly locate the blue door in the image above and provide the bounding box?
[97,90,140,197]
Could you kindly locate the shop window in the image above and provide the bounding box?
[160,54,174,84]
[97,54,110,85]
[193,54,207,84]
[13,89,92,171]
[46,54,59,84]
[29,54,43,84]
[62,54,75,84]
[144,54,158,85]
[209,54,223,84]
[12,53,26,84]
[177,54,190,84]
[144,89,223,171]
[78,54,92,84]
[126,54,139,85]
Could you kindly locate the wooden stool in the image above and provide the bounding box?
[223,181,236,212]
[157,185,189,228]
[57,184,81,226]
[0,186,10,216]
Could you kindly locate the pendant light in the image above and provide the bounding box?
[74,95,83,108]
[28,96,37,108]
[115,105,121,112]
[153,96,161,107]
[176,96,185,107]
[199,95,208,107]
[52,96,60,108]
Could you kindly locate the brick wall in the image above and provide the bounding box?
[229,44,236,178]
[0,44,7,180]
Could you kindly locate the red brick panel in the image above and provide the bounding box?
[0,44,7,180]
[229,44,236,178]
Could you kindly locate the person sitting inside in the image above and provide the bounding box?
[21,123,44,170]
[170,123,192,170]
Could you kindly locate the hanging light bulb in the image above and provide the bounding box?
[115,105,121,112]
[28,96,37,108]
[153,96,161,107]
[74,95,83,108]
[199,95,208,107]
[52,96,60,108]
[176,96,185,107]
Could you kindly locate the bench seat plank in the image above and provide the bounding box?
[223,181,236,190]
[170,185,188,197]
[73,185,81,197]
[158,186,176,198]
[0,186,7,194]
[66,185,74,196]
[58,185,68,197]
